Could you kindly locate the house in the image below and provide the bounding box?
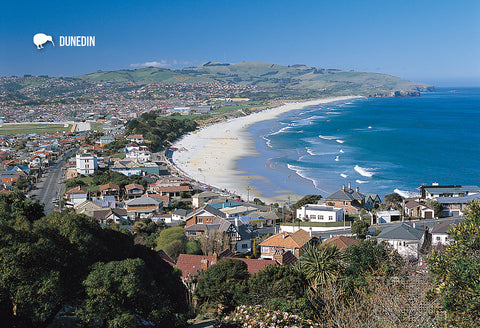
[420,184,480,200]
[125,196,162,219]
[126,134,145,144]
[404,199,435,219]
[93,208,128,224]
[185,204,227,226]
[74,200,104,217]
[125,143,151,163]
[97,136,115,147]
[76,152,98,175]
[99,183,120,199]
[376,222,427,259]
[435,194,480,217]
[431,218,464,246]
[124,183,144,199]
[324,183,381,213]
[259,229,316,260]
[323,235,360,251]
[376,210,401,223]
[296,204,343,222]
[175,251,277,284]
[156,185,192,199]
[192,190,219,208]
[142,193,170,208]
[172,208,193,221]
[65,186,88,207]
[219,205,257,218]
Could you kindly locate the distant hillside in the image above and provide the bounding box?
[76,62,434,97]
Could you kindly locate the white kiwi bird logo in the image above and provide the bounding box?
[33,33,55,49]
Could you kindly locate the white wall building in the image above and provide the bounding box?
[296,204,343,222]
[76,152,98,175]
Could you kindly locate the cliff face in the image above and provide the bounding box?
[369,85,435,98]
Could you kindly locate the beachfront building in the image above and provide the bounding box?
[75,152,98,175]
[296,204,343,222]
[324,183,381,213]
[192,190,219,208]
[435,194,480,217]
[419,184,480,200]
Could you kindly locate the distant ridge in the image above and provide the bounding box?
[76,62,434,97]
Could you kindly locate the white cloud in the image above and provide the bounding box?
[130,60,171,68]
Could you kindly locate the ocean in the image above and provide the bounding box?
[235,88,480,199]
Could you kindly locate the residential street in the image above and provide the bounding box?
[30,149,76,214]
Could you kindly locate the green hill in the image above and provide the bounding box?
[76,62,433,97]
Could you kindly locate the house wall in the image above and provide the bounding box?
[432,233,450,246]
[296,206,343,222]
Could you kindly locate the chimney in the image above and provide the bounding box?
[234,217,239,228]
[356,187,359,193]
[342,184,345,190]
[213,253,218,264]
[200,258,209,271]
[309,227,312,238]
[348,182,351,190]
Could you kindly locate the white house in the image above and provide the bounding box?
[376,222,426,259]
[125,143,151,163]
[76,152,98,175]
[431,218,463,246]
[296,204,343,222]
[376,210,401,223]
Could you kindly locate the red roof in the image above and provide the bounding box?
[125,183,144,191]
[99,183,120,192]
[323,235,360,251]
[65,186,88,195]
[175,253,277,280]
[157,185,192,192]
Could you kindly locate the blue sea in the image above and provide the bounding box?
[235,88,480,199]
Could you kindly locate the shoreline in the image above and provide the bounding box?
[171,96,362,203]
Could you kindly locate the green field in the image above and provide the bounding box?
[0,123,73,135]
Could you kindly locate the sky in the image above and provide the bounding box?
[1,0,479,86]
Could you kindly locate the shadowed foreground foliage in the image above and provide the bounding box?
[0,193,188,327]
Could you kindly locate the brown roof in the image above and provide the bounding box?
[125,183,144,191]
[65,186,88,195]
[323,235,360,251]
[236,258,277,274]
[142,193,169,202]
[259,229,312,248]
[126,134,143,139]
[99,183,120,192]
[175,252,276,280]
[157,249,176,266]
[176,254,216,279]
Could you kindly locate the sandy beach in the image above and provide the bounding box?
[171,96,360,203]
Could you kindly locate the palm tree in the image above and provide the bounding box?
[296,243,343,292]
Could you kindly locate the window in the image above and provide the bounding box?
[310,215,316,220]
[242,243,248,249]
[319,215,324,220]
[329,216,333,221]
[261,246,269,253]
[436,236,441,241]
[197,218,203,224]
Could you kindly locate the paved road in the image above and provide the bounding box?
[31,149,76,214]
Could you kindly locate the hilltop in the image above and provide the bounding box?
[76,62,434,98]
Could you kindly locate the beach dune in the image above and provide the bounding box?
[172,96,360,202]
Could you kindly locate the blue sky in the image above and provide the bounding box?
[1,0,479,86]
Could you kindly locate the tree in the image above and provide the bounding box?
[79,258,180,327]
[195,259,248,310]
[351,218,370,239]
[429,200,442,218]
[292,195,323,212]
[428,200,480,327]
[296,243,343,293]
[383,193,404,210]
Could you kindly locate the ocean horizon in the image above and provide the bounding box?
[235,87,480,200]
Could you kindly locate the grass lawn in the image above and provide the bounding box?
[0,123,73,135]
[110,153,126,159]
